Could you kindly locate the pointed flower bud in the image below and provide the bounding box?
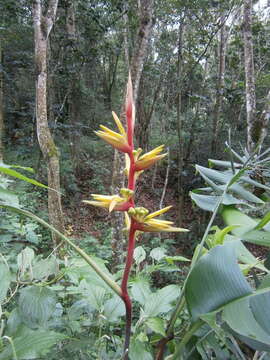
[125,73,135,148]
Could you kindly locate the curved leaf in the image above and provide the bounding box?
[185,243,252,321]
[0,165,48,189]
[223,291,270,351]
[222,206,257,236]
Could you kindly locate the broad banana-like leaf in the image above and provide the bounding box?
[222,290,270,351]
[185,242,252,322]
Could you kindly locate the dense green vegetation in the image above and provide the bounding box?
[1,0,270,359]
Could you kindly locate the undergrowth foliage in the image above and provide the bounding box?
[1,78,270,360]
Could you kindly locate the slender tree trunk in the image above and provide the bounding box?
[130,0,154,104]
[0,39,4,162]
[243,0,257,152]
[176,19,185,226]
[33,0,65,248]
[111,0,154,267]
[65,0,80,174]
[136,75,162,150]
[211,17,227,155]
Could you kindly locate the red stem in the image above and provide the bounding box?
[121,90,136,359]
[121,223,136,358]
[128,151,136,192]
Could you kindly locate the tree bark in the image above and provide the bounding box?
[176,19,185,226]
[130,0,154,104]
[33,0,65,248]
[0,38,4,162]
[243,0,257,152]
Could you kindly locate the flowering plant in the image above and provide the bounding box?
[84,74,188,358]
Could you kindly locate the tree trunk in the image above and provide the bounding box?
[130,0,154,104]
[211,17,227,155]
[33,0,65,248]
[243,0,257,153]
[136,75,162,150]
[176,19,185,226]
[65,0,80,174]
[111,0,154,267]
[0,38,4,162]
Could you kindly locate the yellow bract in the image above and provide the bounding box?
[127,206,189,233]
[95,112,130,152]
[134,145,167,171]
[83,188,133,212]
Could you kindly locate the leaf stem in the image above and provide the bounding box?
[170,319,203,359]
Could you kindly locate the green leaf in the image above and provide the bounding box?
[196,165,229,185]
[185,243,252,321]
[144,285,180,317]
[0,186,20,207]
[222,291,270,351]
[241,230,270,247]
[190,192,220,212]
[103,295,125,322]
[255,211,270,230]
[0,163,34,173]
[230,183,264,204]
[5,308,24,337]
[0,263,11,304]
[129,340,153,360]
[18,286,57,328]
[210,225,239,247]
[156,285,180,303]
[222,206,257,236]
[131,278,152,306]
[17,247,35,277]
[208,159,242,168]
[67,300,92,321]
[195,165,223,192]
[165,255,190,264]
[259,274,270,289]
[32,256,59,280]
[0,330,67,360]
[225,237,269,273]
[149,247,167,262]
[146,317,166,336]
[78,280,106,311]
[0,165,48,190]
[134,246,146,266]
